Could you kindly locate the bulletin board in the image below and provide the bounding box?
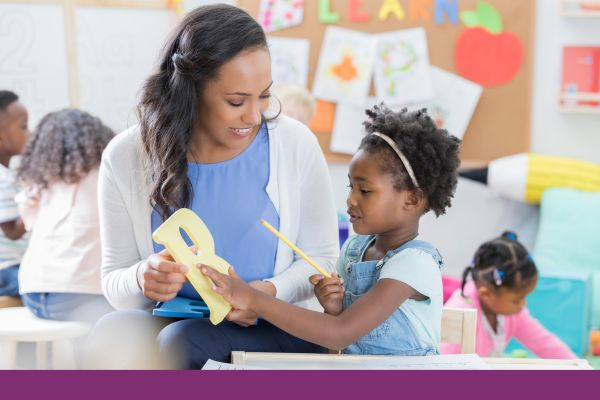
[237,0,536,163]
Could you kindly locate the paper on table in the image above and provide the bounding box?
[233,353,489,370]
[202,359,266,370]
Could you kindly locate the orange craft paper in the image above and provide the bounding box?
[309,100,335,133]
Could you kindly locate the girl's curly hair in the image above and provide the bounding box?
[359,104,461,216]
[17,108,114,189]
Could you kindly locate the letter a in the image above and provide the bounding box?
[378,0,405,21]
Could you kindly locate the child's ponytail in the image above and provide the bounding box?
[460,264,474,297]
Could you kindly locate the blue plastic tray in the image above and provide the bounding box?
[153,296,209,319]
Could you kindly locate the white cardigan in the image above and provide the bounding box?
[99,115,340,310]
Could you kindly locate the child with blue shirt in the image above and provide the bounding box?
[202,104,461,355]
[0,91,29,297]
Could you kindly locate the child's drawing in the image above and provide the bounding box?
[374,28,434,106]
[267,36,309,88]
[411,66,482,140]
[259,0,304,33]
[312,27,376,106]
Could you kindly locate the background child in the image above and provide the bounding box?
[441,231,576,358]
[16,108,115,323]
[202,105,460,356]
[273,84,316,126]
[0,90,29,297]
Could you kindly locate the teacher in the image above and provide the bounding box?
[93,4,339,369]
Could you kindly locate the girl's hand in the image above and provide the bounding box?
[225,280,276,327]
[200,265,258,315]
[309,272,344,316]
[139,249,188,302]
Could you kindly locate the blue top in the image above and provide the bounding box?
[151,124,279,299]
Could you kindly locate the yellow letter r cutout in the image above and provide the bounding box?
[152,208,232,325]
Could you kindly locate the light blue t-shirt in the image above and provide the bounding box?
[377,242,443,352]
[151,124,279,300]
[337,235,442,354]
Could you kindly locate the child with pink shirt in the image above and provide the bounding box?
[442,231,575,359]
[16,108,115,323]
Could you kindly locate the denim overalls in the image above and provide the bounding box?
[341,235,443,356]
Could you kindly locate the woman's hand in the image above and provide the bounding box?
[309,272,344,316]
[200,265,261,326]
[138,249,188,302]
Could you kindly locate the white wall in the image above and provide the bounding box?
[530,0,600,163]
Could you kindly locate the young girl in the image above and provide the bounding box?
[441,231,576,358]
[16,108,115,323]
[202,105,461,355]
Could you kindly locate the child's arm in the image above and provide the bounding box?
[0,218,25,240]
[512,308,576,359]
[202,266,415,350]
[0,186,33,240]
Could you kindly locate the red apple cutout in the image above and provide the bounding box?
[454,1,523,87]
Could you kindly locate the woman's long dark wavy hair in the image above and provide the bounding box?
[138,4,269,219]
[17,108,114,189]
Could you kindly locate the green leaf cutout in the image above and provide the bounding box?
[476,1,503,33]
[459,10,480,27]
[459,1,504,34]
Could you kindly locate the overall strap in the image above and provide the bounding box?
[377,239,444,270]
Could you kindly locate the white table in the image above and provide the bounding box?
[230,351,593,370]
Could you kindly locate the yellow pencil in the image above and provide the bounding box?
[260,219,331,278]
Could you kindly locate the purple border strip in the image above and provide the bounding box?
[0,371,598,400]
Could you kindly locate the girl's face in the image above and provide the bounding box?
[194,47,272,161]
[479,276,537,316]
[346,149,418,236]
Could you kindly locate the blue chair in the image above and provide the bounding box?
[338,221,349,248]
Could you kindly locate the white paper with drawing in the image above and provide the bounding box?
[227,354,489,370]
[312,27,376,107]
[258,0,304,33]
[330,97,377,155]
[268,37,310,88]
[411,67,482,140]
[0,4,70,126]
[374,28,434,106]
[202,359,266,370]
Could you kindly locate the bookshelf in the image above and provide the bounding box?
[561,0,600,17]
[559,47,600,114]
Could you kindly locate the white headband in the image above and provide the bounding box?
[371,132,420,189]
